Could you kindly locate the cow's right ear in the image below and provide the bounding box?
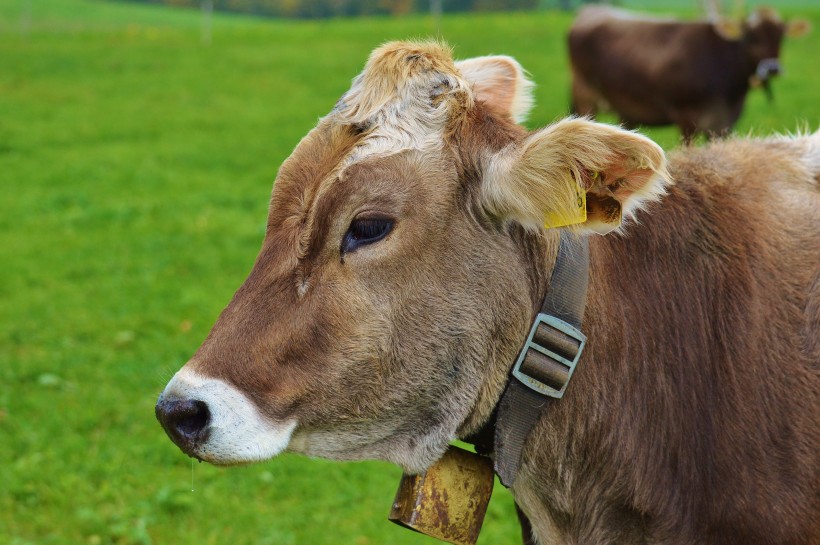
[482,118,669,234]
[786,19,811,38]
[456,55,534,124]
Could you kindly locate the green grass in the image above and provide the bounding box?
[1,1,818,544]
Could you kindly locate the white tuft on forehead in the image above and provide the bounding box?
[330,41,474,165]
[748,7,781,26]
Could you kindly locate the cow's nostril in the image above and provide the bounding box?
[176,400,210,436]
[156,398,211,451]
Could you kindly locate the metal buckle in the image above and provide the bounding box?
[512,313,586,398]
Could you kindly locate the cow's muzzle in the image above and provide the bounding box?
[155,397,211,456]
[752,58,780,102]
[756,58,781,80]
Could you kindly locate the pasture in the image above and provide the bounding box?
[1,1,818,544]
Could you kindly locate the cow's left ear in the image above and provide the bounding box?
[483,118,669,234]
[786,19,811,38]
[456,55,534,124]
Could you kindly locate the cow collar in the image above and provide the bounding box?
[467,231,589,487]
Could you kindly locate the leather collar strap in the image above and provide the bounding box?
[491,231,590,487]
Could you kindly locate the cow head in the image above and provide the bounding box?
[713,7,810,91]
[155,41,667,474]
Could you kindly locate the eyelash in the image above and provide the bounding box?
[341,217,394,255]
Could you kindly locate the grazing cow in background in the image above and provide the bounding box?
[568,6,810,142]
[156,41,820,545]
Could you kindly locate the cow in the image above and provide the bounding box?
[568,6,810,142]
[156,41,820,545]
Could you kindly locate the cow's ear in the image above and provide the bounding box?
[483,118,669,234]
[456,55,534,124]
[713,19,743,40]
[786,19,811,38]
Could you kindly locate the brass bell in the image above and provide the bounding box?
[388,446,495,545]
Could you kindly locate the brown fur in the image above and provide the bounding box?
[515,137,819,544]
[163,42,819,544]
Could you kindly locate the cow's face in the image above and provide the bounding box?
[745,8,787,70]
[156,42,667,473]
[741,8,811,81]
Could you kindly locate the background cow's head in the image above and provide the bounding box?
[713,7,810,88]
[156,41,666,474]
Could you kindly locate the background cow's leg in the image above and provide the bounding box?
[679,121,698,145]
[706,100,743,140]
[515,503,537,545]
[619,118,640,131]
[570,73,598,117]
[723,100,744,134]
[692,101,741,142]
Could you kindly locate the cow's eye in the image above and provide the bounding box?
[341,217,393,254]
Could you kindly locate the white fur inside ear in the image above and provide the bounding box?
[481,118,670,233]
[456,55,535,124]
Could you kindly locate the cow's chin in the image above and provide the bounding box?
[288,425,454,475]
[190,417,298,466]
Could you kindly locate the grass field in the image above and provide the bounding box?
[1,1,818,544]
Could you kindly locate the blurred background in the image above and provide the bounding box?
[1,0,817,544]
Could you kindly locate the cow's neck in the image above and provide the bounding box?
[466,230,590,487]
[508,231,637,544]
[510,217,690,543]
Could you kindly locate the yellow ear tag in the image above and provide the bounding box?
[544,174,588,229]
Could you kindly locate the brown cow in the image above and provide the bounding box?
[156,41,819,544]
[569,6,810,142]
